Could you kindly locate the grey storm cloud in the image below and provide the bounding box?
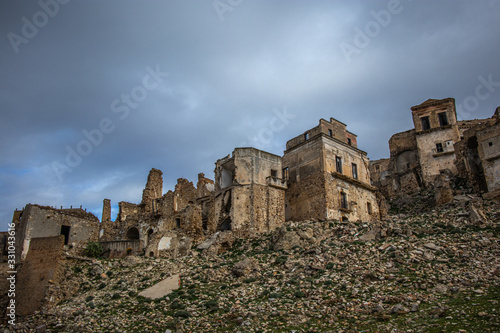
[1,0,500,228]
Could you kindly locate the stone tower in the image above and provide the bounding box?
[102,198,111,222]
[141,168,163,213]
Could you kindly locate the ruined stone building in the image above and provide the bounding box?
[214,148,286,234]
[13,204,99,263]
[283,117,379,222]
[370,98,499,200]
[455,107,500,197]
[12,116,380,260]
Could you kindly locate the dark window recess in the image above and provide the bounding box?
[436,143,443,153]
[304,132,309,140]
[282,167,289,180]
[60,225,70,245]
[375,165,380,171]
[340,192,348,210]
[489,142,493,146]
[176,218,181,228]
[421,116,431,130]
[336,156,343,174]
[407,162,411,169]
[220,218,232,231]
[271,169,277,178]
[438,112,449,126]
[352,163,358,180]
[328,129,333,137]
[367,202,372,215]
[202,218,208,231]
[126,227,139,240]
[347,138,352,145]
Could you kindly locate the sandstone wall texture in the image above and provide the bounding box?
[16,236,66,316]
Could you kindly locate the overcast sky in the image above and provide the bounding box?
[1,0,499,229]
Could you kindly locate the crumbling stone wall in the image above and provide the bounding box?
[16,236,66,316]
[117,201,140,223]
[15,205,99,262]
[285,172,327,221]
[141,168,163,214]
[214,148,286,235]
[100,240,141,258]
[478,119,500,193]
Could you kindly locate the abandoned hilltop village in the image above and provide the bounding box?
[4,97,500,320]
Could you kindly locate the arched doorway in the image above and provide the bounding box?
[126,227,139,240]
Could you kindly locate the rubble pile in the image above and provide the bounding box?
[7,196,500,332]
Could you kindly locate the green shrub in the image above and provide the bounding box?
[85,296,94,302]
[111,293,120,300]
[98,282,106,290]
[84,241,103,258]
[294,291,306,298]
[204,299,218,309]
[173,310,191,318]
[171,300,186,310]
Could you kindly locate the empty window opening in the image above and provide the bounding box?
[328,129,333,137]
[489,142,493,146]
[445,140,453,146]
[375,165,380,171]
[126,227,139,240]
[60,225,70,245]
[438,112,449,126]
[220,160,235,189]
[304,132,309,140]
[341,216,349,222]
[220,218,232,231]
[336,156,343,174]
[282,167,289,180]
[436,143,443,153]
[270,169,278,178]
[202,218,208,231]
[340,192,348,210]
[367,202,372,215]
[347,138,352,146]
[149,251,154,257]
[352,163,358,180]
[421,116,431,130]
[175,218,181,228]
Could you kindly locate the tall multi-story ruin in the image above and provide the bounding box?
[214,148,286,235]
[370,98,500,200]
[283,117,379,222]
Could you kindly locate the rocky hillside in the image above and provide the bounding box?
[5,195,500,332]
